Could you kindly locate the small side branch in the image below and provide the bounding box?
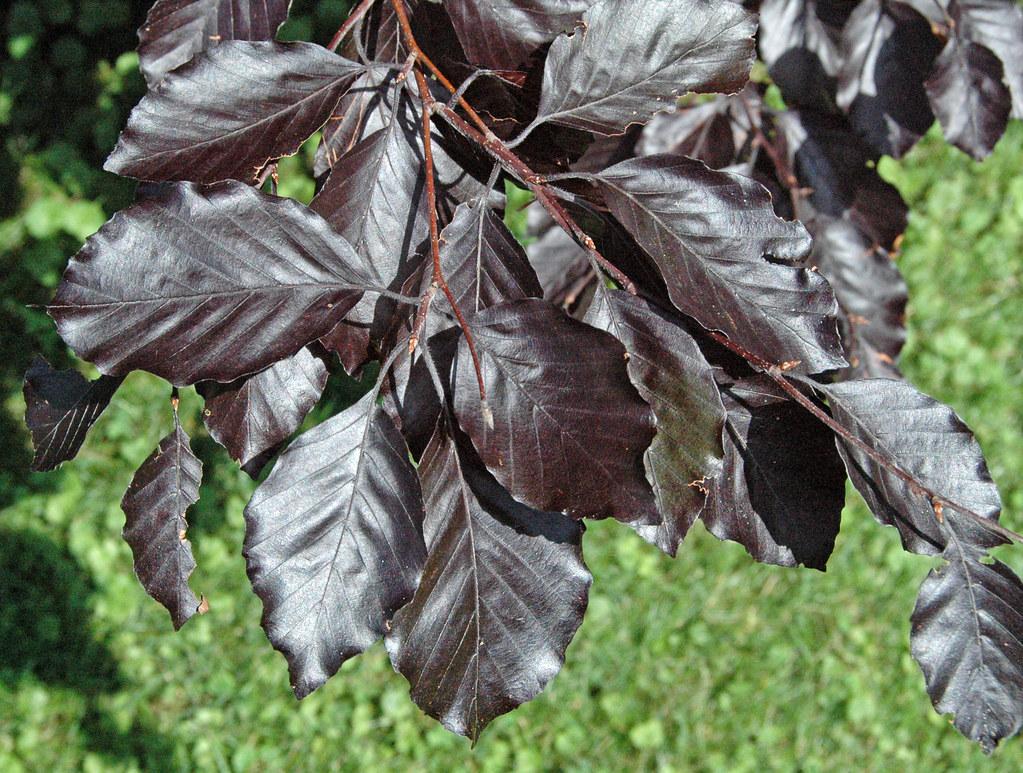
[328,0,378,52]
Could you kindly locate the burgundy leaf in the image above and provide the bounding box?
[775,109,907,248]
[810,219,907,379]
[49,182,368,386]
[22,356,123,472]
[313,65,397,178]
[121,411,204,629]
[105,42,360,184]
[757,0,851,110]
[636,96,749,171]
[585,289,725,555]
[196,346,328,467]
[137,0,291,86]
[453,299,659,523]
[957,0,1023,119]
[836,0,943,157]
[527,0,756,135]
[702,376,846,570]
[523,206,592,309]
[243,391,427,698]
[925,36,1011,160]
[386,423,590,741]
[444,0,594,70]
[911,514,1023,753]
[435,198,543,313]
[593,155,846,374]
[822,378,1002,555]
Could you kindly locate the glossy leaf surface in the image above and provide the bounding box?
[453,299,659,523]
[823,378,1002,555]
[244,391,427,698]
[23,356,124,472]
[49,182,368,386]
[106,42,359,184]
[585,289,725,555]
[121,412,204,629]
[197,346,328,466]
[531,0,756,134]
[595,155,845,374]
[387,424,589,741]
[137,0,292,86]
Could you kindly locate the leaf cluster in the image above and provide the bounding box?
[20,0,1023,751]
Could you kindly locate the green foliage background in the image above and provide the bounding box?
[2,2,1022,770]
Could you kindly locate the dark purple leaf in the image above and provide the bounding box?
[702,375,846,570]
[121,411,204,629]
[926,36,1011,160]
[386,423,590,741]
[524,206,593,309]
[593,155,846,374]
[810,218,907,379]
[836,0,943,157]
[137,0,292,86]
[243,391,427,698]
[196,346,328,467]
[49,182,368,386]
[957,0,1023,119]
[435,199,543,313]
[585,290,725,555]
[444,0,594,70]
[911,514,1023,753]
[313,65,397,179]
[757,0,852,110]
[822,378,1002,555]
[527,0,756,135]
[775,109,907,248]
[453,299,659,523]
[636,95,750,171]
[22,356,123,472]
[105,42,360,184]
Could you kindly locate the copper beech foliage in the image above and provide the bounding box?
[20,0,1023,750]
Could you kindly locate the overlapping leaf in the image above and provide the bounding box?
[757,0,851,111]
[836,0,942,157]
[775,109,907,248]
[926,35,1011,160]
[106,41,360,184]
[585,289,725,555]
[444,0,594,70]
[957,0,1023,119]
[49,182,368,386]
[197,346,328,467]
[453,299,659,523]
[22,356,124,471]
[137,0,291,86]
[528,0,756,135]
[702,376,846,569]
[243,391,427,698]
[386,423,590,741]
[822,378,1003,555]
[121,411,204,629]
[810,219,907,379]
[592,155,845,374]
[912,515,1023,753]
[435,199,543,313]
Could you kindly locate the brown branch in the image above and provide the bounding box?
[387,0,492,137]
[328,0,377,52]
[705,330,1023,544]
[410,67,488,402]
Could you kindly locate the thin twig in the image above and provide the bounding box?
[411,67,488,403]
[328,0,378,52]
[706,330,1023,544]
[387,0,492,136]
